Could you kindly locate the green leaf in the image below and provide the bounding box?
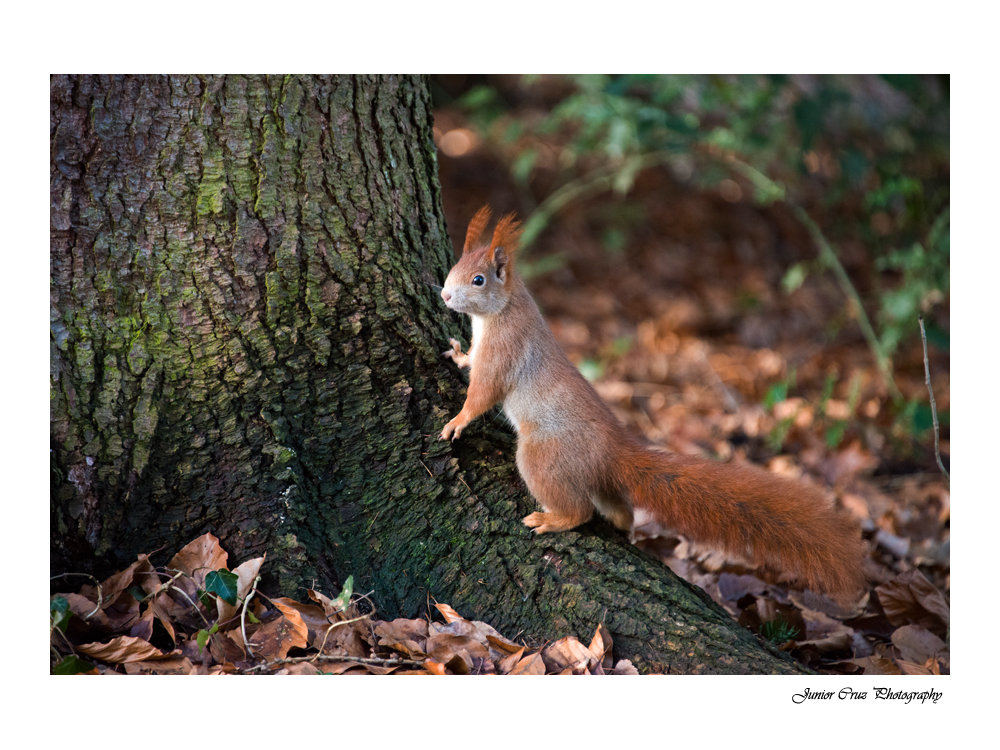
[332,575,354,613]
[246,610,260,624]
[577,359,604,383]
[205,569,239,606]
[53,655,95,675]
[825,421,847,449]
[128,585,147,603]
[50,596,72,633]
[511,149,538,185]
[196,623,220,653]
[763,382,787,410]
[781,262,807,294]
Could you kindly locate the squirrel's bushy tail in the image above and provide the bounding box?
[614,445,866,604]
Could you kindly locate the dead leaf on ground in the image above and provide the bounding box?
[277,662,321,675]
[497,647,526,675]
[167,533,229,600]
[588,623,614,668]
[897,659,933,675]
[375,618,429,659]
[56,592,111,631]
[216,555,266,628]
[426,634,489,674]
[308,588,346,618]
[123,655,195,675]
[796,608,854,653]
[853,656,902,675]
[542,636,596,674]
[422,659,448,675]
[76,636,171,664]
[84,553,157,610]
[612,659,639,675]
[891,624,947,665]
[821,441,879,485]
[509,651,546,675]
[129,602,155,642]
[434,602,463,623]
[876,569,949,636]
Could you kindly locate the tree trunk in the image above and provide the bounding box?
[50,74,805,674]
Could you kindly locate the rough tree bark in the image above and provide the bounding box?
[50,74,806,674]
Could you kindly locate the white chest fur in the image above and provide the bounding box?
[469,314,485,363]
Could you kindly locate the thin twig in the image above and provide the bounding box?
[242,575,262,659]
[240,653,425,674]
[918,315,949,484]
[50,572,104,619]
[311,612,373,659]
[155,569,213,628]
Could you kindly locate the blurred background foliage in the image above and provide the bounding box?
[431,75,949,448]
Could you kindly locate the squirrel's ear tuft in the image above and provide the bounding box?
[463,206,493,255]
[489,212,522,263]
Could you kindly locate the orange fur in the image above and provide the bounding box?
[463,205,493,254]
[490,213,522,258]
[440,206,866,604]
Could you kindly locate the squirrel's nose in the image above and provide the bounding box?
[441,289,451,302]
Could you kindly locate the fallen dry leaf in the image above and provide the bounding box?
[87,553,157,610]
[612,659,639,675]
[588,623,614,668]
[509,652,546,675]
[129,602,155,642]
[56,592,111,631]
[854,656,902,675]
[876,569,950,636]
[497,647,526,675]
[245,598,308,661]
[307,588,346,618]
[542,637,596,674]
[76,636,171,664]
[897,659,933,675]
[123,655,194,675]
[167,534,229,600]
[375,618,429,659]
[277,662,321,675]
[423,659,447,675]
[434,602,463,623]
[891,624,947,665]
[216,555,266,628]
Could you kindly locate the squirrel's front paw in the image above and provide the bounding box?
[440,417,465,441]
[443,339,470,368]
[442,338,462,358]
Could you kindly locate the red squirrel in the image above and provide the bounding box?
[439,206,866,604]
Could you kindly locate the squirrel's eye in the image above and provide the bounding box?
[472,275,485,286]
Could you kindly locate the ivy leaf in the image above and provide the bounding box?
[196,623,220,653]
[50,596,72,633]
[205,569,239,606]
[53,655,95,675]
